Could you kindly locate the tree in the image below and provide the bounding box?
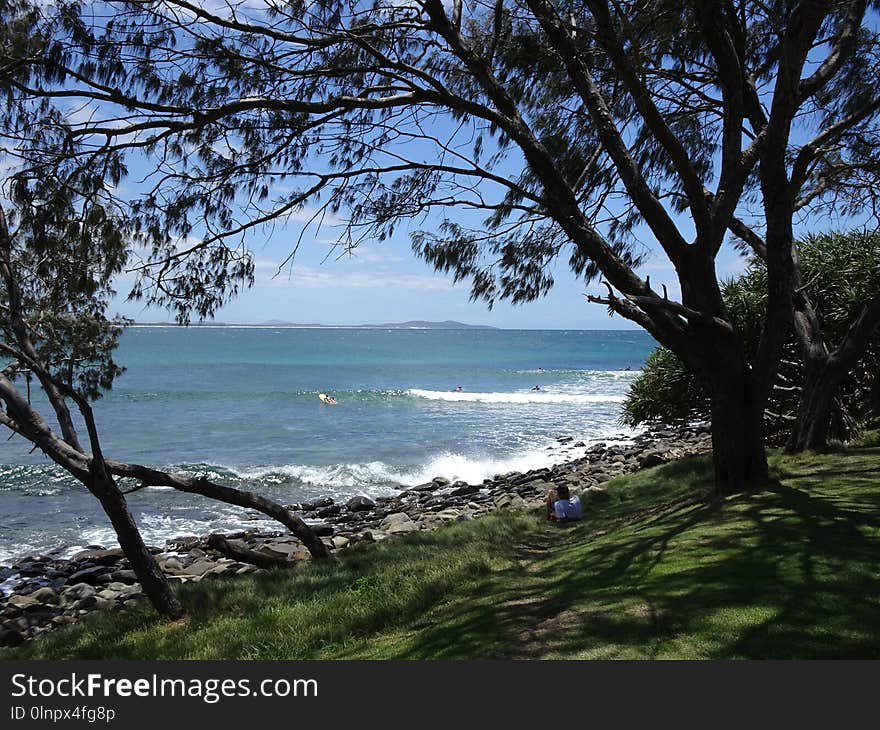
[5,1,880,495]
[0,157,334,616]
[784,231,880,450]
[622,231,880,448]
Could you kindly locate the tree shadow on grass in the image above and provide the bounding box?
[394,457,880,659]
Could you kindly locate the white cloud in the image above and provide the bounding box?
[254,258,453,291]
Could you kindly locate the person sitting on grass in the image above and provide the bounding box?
[545,485,582,523]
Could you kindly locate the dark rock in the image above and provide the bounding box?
[66,566,111,585]
[432,477,450,486]
[574,441,586,447]
[411,483,438,492]
[639,452,667,469]
[556,436,574,443]
[0,627,25,647]
[308,523,335,537]
[586,443,606,454]
[450,484,480,497]
[12,559,50,576]
[346,496,376,512]
[109,569,138,584]
[0,567,14,582]
[317,504,342,518]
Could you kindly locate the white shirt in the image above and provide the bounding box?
[554,495,582,521]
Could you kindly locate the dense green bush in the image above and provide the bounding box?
[623,231,880,439]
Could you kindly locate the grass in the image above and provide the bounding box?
[4,444,880,659]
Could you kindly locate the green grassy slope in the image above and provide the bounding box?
[5,444,880,659]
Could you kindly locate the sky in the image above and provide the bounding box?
[108,205,752,329]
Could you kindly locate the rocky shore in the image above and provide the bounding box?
[0,423,711,648]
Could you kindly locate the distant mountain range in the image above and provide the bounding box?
[134,319,497,330]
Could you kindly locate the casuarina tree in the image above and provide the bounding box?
[4,1,880,494]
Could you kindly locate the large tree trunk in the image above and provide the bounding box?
[708,367,769,495]
[88,470,184,619]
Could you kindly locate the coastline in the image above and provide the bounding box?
[0,423,710,647]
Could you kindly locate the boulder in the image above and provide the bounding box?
[7,594,40,609]
[317,504,342,518]
[494,493,528,510]
[379,513,417,534]
[28,587,59,605]
[450,483,480,497]
[259,542,302,558]
[66,566,111,585]
[432,476,450,487]
[411,483,438,492]
[61,583,97,606]
[72,594,112,612]
[301,497,334,511]
[158,557,185,574]
[70,548,126,566]
[0,627,25,647]
[109,569,138,584]
[182,559,219,577]
[639,451,668,469]
[346,496,376,512]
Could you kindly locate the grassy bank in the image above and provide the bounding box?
[4,442,880,659]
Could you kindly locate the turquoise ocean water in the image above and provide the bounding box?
[0,327,654,565]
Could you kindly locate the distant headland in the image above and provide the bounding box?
[131,319,499,330]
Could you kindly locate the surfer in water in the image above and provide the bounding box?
[454,386,463,392]
[318,393,337,405]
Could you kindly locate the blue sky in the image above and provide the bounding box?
[109,204,752,329]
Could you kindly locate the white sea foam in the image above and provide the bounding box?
[224,429,640,491]
[407,389,626,404]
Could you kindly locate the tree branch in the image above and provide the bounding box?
[104,460,333,561]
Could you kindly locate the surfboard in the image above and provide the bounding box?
[318,393,336,404]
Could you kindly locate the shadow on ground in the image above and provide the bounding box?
[386,450,880,659]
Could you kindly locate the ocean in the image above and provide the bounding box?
[0,327,655,566]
